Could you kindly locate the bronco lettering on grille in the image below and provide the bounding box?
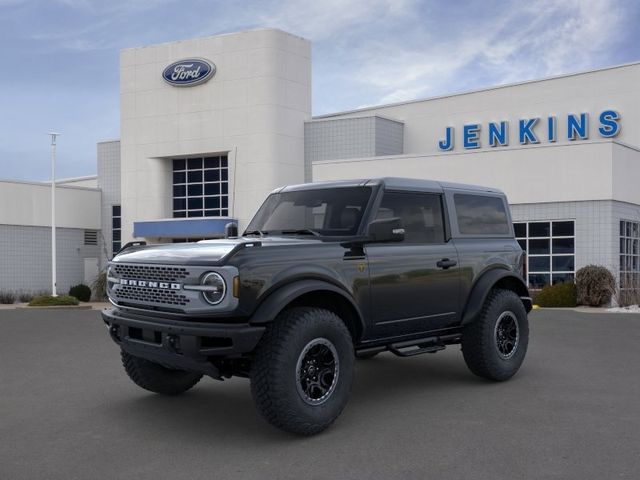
[119,279,181,290]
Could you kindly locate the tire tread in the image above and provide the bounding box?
[121,351,202,395]
[250,307,353,435]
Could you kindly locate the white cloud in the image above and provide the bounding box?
[318,0,627,108]
[256,0,415,40]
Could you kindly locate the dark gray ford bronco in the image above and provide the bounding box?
[103,177,532,435]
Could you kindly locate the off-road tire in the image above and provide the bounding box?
[462,289,529,381]
[121,350,202,395]
[250,307,355,435]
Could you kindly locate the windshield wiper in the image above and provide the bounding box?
[243,230,268,237]
[279,228,321,237]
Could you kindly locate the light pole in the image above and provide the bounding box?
[49,132,60,297]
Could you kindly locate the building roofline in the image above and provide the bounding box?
[0,177,100,191]
[313,60,640,119]
[121,27,309,52]
[98,138,120,144]
[55,175,98,184]
[305,113,404,124]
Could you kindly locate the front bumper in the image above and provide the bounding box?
[102,307,265,378]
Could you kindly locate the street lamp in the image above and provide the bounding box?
[48,132,60,297]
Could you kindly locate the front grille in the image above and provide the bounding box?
[116,285,190,306]
[113,264,189,282]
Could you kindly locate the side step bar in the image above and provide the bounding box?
[356,333,461,358]
[390,342,445,357]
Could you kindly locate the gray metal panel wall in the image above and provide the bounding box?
[97,140,121,262]
[374,116,404,156]
[0,225,99,295]
[305,116,404,182]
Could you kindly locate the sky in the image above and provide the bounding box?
[0,0,639,181]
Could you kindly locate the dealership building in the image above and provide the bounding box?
[1,28,639,295]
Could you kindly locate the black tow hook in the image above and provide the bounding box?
[166,334,179,353]
[108,325,121,343]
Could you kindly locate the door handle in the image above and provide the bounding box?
[436,258,457,269]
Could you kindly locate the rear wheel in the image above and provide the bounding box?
[461,289,529,381]
[121,350,202,395]
[250,307,354,435]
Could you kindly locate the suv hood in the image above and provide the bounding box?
[112,237,324,265]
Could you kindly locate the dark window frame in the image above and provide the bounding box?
[172,155,230,219]
[514,219,576,288]
[112,204,121,255]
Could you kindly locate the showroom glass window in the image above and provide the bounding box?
[514,220,575,288]
[620,220,640,290]
[172,156,229,218]
[112,205,121,255]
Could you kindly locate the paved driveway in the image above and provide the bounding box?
[1,308,639,480]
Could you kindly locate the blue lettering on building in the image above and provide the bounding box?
[567,113,588,140]
[463,124,480,149]
[598,110,621,137]
[519,118,539,144]
[548,116,557,142]
[438,126,454,151]
[437,110,621,151]
[488,122,508,147]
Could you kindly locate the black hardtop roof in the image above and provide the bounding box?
[274,177,504,195]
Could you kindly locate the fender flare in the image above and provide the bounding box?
[461,269,532,325]
[249,279,366,335]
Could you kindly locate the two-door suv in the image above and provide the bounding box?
[103,177,532,435]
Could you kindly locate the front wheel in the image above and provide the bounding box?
[121,351,202,395]
[461,289,529,381]
[250,307,354,435]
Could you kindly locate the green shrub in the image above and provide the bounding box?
[576,265,615,307]
[29,295,79,307]
[69,284,92,302]
[536,282,577,307]
[18,291,34,303]
[0,291,16,304]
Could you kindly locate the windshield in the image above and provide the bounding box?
[245,187,373,237]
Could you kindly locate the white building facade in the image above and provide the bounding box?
[1,28,639,295]
[0,178,102,294]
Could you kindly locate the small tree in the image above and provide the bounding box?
[575,265,615,307]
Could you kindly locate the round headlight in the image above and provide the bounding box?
[201,272,226,305]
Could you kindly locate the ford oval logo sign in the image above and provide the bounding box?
[162,58,215,87]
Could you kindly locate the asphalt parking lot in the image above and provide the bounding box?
[1,308,639,480]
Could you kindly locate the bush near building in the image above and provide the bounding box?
[575,265,615,307]
[29,295,79,307]
[0,291,16,304]
[69,284,92,302]
[536,282,577,307]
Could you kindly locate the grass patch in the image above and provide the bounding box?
[29,295,80,307]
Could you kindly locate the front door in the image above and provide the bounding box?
[365,191,461,339]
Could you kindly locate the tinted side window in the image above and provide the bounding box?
[454,194,510,235]
[376,192,445,244]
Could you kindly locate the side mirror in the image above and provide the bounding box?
[366,217,405,243]
[224,222,238,238]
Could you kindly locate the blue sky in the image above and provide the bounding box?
[1,0,638,181]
